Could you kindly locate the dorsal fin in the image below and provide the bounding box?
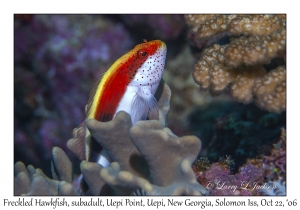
[86,73,104,118]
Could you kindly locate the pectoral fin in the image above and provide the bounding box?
[131,90,158,124]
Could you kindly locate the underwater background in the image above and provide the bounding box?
[14,14,286,191]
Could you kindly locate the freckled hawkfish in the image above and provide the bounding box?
[84,40,167,166]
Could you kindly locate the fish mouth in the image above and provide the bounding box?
[160,41,167,50]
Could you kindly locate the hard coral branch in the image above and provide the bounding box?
[86,112,147,178]
[185,14,285,38]
[85,111,207,195]
[186,14,286,113]
[14,146,79,195]
[14,81,206,196]
[130,120,201,186]
[253,66,286,113]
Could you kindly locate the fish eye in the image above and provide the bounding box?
[137,50,148,60]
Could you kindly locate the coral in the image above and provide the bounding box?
[218,155,235,170]
[192,128,286,196]
[96,116,207,195]
[188,101,286,168]
[14,14,287,197]
[185,14,285,38]
[14,112,207,195]
[14,81,207,196]
[193,158,264,196]
[263,128,286,181]
[259,177,286,196]
[14,147,78,195]
[192,157,210,174]
[163,45,231,135]
[185,14,286,113]
[252,66,286,113]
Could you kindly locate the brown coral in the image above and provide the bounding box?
[14,81,207,196]
[252,66,286,113]
[185,14,286,38]
[14,147,79,195]
[225,29,286,67]
[163,45,230,133]
[91,114,207,195]
[14,111,207,196]
[185,15,238,38]
[186,14,286,113]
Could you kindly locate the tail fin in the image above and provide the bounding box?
[84,120,107,165]
[67,122,86,161]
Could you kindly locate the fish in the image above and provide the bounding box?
[84,40,167,166]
